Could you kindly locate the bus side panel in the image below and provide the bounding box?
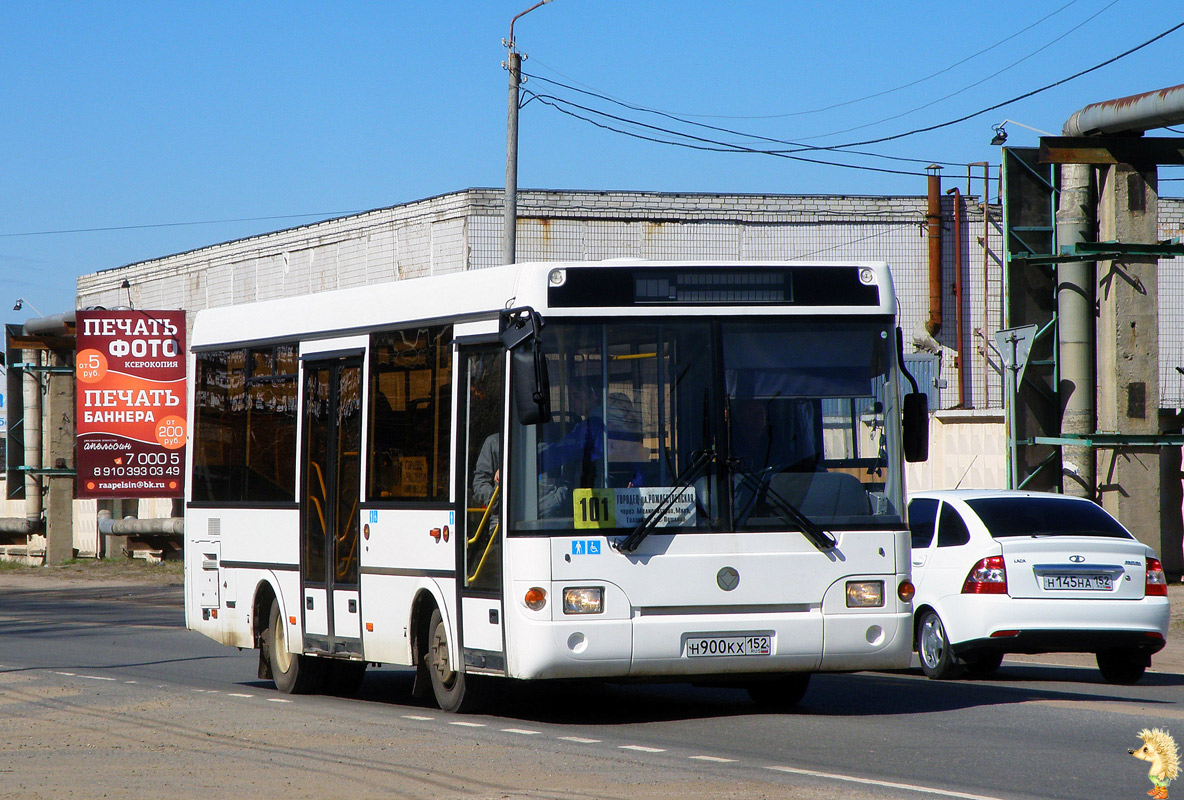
[359,575,454,666]
[359,508,457,665]
[185,507,300,649]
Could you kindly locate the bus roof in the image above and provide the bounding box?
[190,259,895,349]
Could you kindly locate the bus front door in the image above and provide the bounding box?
[456,345,507,674]
[299,355,364,658]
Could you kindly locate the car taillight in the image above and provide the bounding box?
[1146,557,1168,597]
[963,556,1008,594]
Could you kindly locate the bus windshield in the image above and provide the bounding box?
[508,318,904,534]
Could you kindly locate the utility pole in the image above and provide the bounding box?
[504,0,553,267]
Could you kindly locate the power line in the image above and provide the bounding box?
[828,19,1184,149]
[528,0,1093,121]
[524,90,951,178]
[0,211,364,239]
[796,0,1121,141]
[523,74,985,171]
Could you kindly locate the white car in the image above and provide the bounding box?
[907,490,1170,684]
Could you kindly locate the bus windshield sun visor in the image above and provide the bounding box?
[500,307,551,425]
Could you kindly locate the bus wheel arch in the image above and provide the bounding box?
[409,589,440,699]
[253,581,279,680]
[267,596,325,693]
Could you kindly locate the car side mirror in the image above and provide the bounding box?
[500,307,551,425]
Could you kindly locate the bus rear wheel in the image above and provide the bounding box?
[268,599,325,694]
[426,608,481,712]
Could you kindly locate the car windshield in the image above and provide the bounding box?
[964,496,1133,539]
[507,318,905,534]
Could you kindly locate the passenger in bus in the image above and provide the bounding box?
[538,381,604,481]
[472,433,500,508]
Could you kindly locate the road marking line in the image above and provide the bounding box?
[402,715,435,721]
[501,728,541,735]
[559,736,601,744]
[764,765,1008,800]
[690,755,737,763]
[449,721,486,728]
[53,672,76,677]
[620,745,665,753]
[228,693,254,698]
[267,698,292,703]
[78,675,115,682]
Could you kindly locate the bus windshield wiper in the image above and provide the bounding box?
[613,448,715,554]
[730,461,837,551]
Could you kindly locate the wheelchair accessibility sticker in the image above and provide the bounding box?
[571,539,601,556]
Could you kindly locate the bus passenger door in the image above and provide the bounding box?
[300,355,364,658]
[456,345,507,674]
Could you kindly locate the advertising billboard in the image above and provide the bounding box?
[75,310,186,498]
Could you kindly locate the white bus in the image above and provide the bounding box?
[185,259,928,711]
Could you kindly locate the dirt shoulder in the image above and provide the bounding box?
[0,557,183,589]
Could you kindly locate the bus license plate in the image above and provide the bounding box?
[684,635,772,658]
[1042,574,1113,591]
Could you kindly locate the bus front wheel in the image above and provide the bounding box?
[426,608,481,712]
[268,599,324,694]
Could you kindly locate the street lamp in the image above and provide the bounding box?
[12,297,43,316]
[990,119,1055,146]
[504,0,553,267]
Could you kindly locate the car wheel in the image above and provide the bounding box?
[746,674,811,710]
[268,599,326,694]
[917,610,961,680]
[963,652,1004,676]
[426,608,482,712]
[1096,649,1147,685]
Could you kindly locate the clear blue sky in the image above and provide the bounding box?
[2,1,1182,320]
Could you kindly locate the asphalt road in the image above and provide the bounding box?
[1,579,1181,800]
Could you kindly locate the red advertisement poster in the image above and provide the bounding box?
[75,310,186,498]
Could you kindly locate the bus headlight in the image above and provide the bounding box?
[845,581,884,608]
[562,587,604,615]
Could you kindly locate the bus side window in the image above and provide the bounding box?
[367,325,453,501]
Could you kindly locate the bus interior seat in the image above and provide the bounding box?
[767,471,871,517]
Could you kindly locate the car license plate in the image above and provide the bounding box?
[1042,574,1113,591]
[683,634,772,657]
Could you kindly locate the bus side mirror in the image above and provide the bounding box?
[501,307,551,425]
[902,392,929,463]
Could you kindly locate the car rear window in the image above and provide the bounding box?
[964,496,1133,539]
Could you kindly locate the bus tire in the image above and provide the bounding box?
[746,673,810,710]
[268,598,325,694]
[426,608,481,712]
